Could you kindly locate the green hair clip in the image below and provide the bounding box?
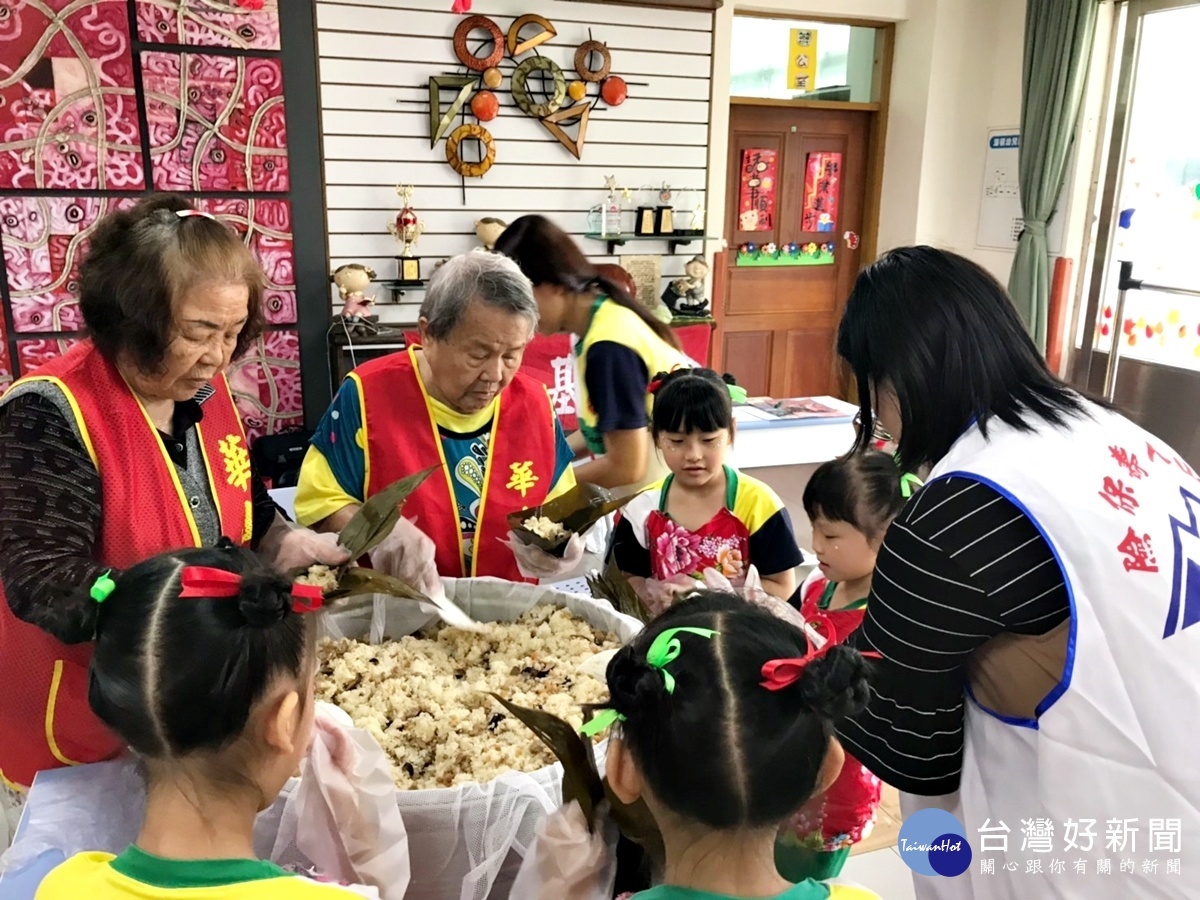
[580,707,625,737]
[578,626,719,737]
[900,472,924,499]
[726,383,748,405]
[90,570,116,604]
[645,626,718,694]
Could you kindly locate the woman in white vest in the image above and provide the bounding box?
[835,246,1199,898]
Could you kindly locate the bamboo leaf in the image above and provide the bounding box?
[490,696,603,825]
[603,781,665,864]
[587,556,653,624]
[338,466,439,560]
[508,483,648,554]
[326,566,426,602]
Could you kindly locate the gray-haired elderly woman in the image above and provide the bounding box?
[295,251,581,584]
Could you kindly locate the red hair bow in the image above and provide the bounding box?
[647,378,664,395]
[760,635,881,692]
[177,566,324,614]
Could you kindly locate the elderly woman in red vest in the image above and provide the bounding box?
[0,195,347,801]
[295,252,579,582]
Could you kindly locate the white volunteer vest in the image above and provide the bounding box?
[904,401,1200,899]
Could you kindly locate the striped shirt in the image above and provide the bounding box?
[839,476,1070,796]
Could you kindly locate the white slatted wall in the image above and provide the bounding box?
[316,0,716,322]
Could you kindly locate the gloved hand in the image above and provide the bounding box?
[293,703,410,900]
[261,515,351,573]
[637,573,702,616]
[508,800,618,900]
[502,531,586,580]
[699,565,810,632]
[368,516,441,601]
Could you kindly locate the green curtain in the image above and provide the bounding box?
[1008,0,1100,351]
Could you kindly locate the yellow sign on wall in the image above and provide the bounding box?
[787,28,819,94]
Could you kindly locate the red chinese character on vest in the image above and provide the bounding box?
[1118,528,1158,573]
[1100,477,1139,514]
[1109,445,1148,480]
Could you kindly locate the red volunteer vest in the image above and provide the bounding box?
[354,346,557,582]
[0,341,252,788]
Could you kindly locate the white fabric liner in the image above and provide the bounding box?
[2,579,641,900]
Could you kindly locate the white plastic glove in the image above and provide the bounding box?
[368,515,442,600]
[502,531,586,580]
[699,565,811,632]
[509,800,618,900]
[368,517,482,632]
[261,515,351,573]
[292,703,409,900]
[637,573,702,616]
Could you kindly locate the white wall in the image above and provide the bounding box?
[315,0,715,321]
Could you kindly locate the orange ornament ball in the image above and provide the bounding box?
[471,90,500,122]
[568,80,587,101]
[601,75,628,106]
[483,67,503,89]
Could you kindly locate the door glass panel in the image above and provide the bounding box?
[730,17,879,102]
[1091,5,1200,371]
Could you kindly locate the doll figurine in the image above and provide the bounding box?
[474,217,508,251]
[661,255,711,317]
[332,264,380,336]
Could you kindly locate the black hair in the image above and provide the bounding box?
[599,592,870,830]
[89,544,312,760]
[803,451,905,541]
[650,368,733,437]
[494,214,683,350]
[837,246,1087,472]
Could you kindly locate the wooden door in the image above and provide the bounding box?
[715,104,870,398]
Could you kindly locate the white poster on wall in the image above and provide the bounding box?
[976,128,1067,255]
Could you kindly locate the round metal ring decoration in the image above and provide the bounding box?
[512,56,566,118]
[574,40,612,83]
[446,123,496,178]
[453,15,504,71]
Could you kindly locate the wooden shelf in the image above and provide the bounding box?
[584,233,721,256]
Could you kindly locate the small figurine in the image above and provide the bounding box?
[661,254,710,318]
[475,217,508,251]
[332,263,380,336]
[388,184,423,257]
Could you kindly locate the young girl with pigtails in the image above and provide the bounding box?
[35,542,378,900]
[583,592,881,900]
[779,451,920,880]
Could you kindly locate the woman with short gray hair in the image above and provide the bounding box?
[296,251,581,583]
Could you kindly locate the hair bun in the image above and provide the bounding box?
[606,644,666,711]
[798,645,871,721]
[236,571,291,628]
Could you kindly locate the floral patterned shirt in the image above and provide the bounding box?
[610,466,802,580]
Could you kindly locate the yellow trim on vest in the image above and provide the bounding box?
[0,767,26,793]
[9,375,100,469]
[349,372,370,499]
[126,388,203,547]
[471,390,505,578]
[45,660,82,767]
[576,300,686,433]
[197,379,253,543]
[195,417,252,546]
[406,346,468,574]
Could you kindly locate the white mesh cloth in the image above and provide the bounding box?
[2,579,639,900]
